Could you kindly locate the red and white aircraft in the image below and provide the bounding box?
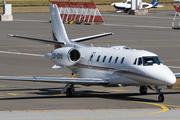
[0,4,179,102]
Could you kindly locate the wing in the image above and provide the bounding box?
[175,73,180,78]
[0,76,109,85]
[8,34,65,45]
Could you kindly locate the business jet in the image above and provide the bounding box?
[0,4,179,102]
[111,0,163,13]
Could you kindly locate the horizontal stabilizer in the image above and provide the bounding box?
[8,34,65,45]
[154,5,163,8]
[0,76,109,85]
[71,32,114,42]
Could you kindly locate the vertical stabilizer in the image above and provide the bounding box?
[49,4,71,48]
[154,0,159,7]
[150,0,158,5]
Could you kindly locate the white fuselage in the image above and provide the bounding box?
[51,46,176,87]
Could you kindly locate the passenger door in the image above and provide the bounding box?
[88,52,96,68]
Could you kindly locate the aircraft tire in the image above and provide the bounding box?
[139,86,147,95]
[158,94,164,102]
[66,88,73,97]
[124,9,129,13]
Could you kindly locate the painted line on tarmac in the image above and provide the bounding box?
[14,19,48,23]
[7,93,26,96]
[63,101,169,120]
[0,45,48,48]
[105,24,171,29]
[168,66,180,68]
[103,14,178,20]
[106,89,128,92]
[164,59,180,62]
[130,44,180,48]
[160,104,180,108]
[0,51,44,57]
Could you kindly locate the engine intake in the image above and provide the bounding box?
[68,49,81,62]
[50,47,81,66]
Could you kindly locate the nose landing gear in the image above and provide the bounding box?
[155,86,164,102]
[139,86,164,102]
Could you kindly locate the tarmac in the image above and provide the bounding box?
[0,10,180,119]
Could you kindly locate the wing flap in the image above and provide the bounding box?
[0,76,109,85]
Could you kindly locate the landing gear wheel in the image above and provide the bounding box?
[124,9,129,13]
[158,94,164,102]
[139,86,147,95]
[66,88,73,97]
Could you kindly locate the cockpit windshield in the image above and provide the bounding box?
[142,56,164,66]
[122,0,127,3]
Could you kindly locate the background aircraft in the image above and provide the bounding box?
[0,4,179,102]
[111,0,163,13]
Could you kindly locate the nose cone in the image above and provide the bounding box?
[162,71,176,86]
[143,65,176,86]
[158,66,176,85]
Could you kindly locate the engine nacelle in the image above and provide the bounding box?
[45,47,81,66]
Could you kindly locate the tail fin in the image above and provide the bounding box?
[49,4,71,48]
[150,0,159,6]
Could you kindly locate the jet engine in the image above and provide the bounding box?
[45,47,81,66]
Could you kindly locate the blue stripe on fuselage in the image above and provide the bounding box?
[114,5,126,10]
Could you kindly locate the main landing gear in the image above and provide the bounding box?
[139,86,147,95]
[66,85,75,97]
[61,84,75,97]
[139,86,164,102]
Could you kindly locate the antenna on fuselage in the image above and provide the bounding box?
[91,44,93,47]
[107,44,111,48]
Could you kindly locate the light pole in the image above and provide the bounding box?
[3,0,6,14]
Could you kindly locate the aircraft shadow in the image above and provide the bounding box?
[0,88,180,103]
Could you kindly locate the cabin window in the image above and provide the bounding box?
[115,57,118,64]
[103,56,106,62]
[133,58,137,65]
[127,1,131,4]
[138,58,142,65]
[97,55,100,62]
[89,54,94,61]
[109,56,112,63]
[121,57,125,64]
